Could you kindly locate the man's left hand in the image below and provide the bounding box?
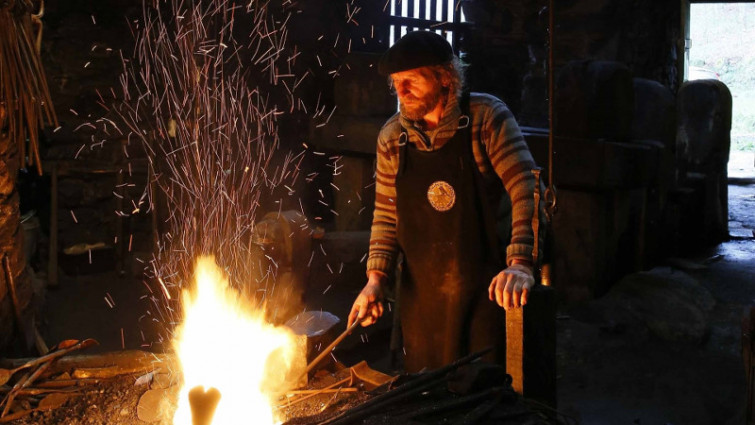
[488,263,535,310]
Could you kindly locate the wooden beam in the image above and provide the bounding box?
[505,285,557,408]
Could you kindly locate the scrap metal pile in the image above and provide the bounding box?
[0,339,171,424]
[281,351,556,425]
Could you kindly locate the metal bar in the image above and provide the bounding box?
[286,388,358,396]
[277,377,352,408]
[548,0,555,190]
[532,168,542,273]
[398,387,505,422]
[303,319,362,376]
[452,0,463,49]
[320,348,492,425]
[385,15,470,31]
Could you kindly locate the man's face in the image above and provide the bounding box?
[390,68,444,121]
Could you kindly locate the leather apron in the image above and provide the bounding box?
[395,103,506,373]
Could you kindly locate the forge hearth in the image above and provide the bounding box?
[0,348,555,425]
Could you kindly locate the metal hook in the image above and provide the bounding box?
[398,131,408,146]
[544,185,558,220]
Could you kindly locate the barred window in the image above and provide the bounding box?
[386,0,468,48]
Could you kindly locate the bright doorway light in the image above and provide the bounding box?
[690,3,755,154]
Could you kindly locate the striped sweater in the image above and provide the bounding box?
[367,92,537,276]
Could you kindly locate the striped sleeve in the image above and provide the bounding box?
[366,124,400,276]
[474,96,537,266]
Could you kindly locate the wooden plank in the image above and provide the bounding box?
[505,307,524,394]
[505,285,557,408]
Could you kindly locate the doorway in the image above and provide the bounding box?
[689,2,755,180]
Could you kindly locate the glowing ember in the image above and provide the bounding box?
[172,256,303,425]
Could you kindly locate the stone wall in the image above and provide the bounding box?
[458,0,683,127]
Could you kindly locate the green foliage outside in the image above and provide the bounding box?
[690,3,755,152]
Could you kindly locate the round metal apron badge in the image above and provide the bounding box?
[427,181,456,211]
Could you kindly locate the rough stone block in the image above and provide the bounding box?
[595,267,715,344]
[631,78,676,150]
[551,187,647,301]
[677,79,732,173]
[524,133,658,190]
[555,60,634,141]
[676,80,732,245]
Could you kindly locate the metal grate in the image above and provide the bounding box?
[386,0,467,50]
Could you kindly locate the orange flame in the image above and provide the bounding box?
[172,256,302,425]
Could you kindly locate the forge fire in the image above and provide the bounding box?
[172,256,303,425]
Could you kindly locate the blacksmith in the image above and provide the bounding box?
[347,30,539,372]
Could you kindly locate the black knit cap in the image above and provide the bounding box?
[378,30,454,76]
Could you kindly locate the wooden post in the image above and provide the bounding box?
[47,162,58,287]
[505,285,557,408]
[506,307,525,394]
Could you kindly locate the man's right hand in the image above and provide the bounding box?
[347,272,386,327]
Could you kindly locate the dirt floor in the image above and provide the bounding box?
[552,157,754,425]
[5,159,754,424]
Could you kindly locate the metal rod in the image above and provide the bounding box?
[279,377,352,409]
[286,388,358,396]
[532,168,542,273]
[548,0,555,190]
[320,348,492,425]
[303,319,362,376]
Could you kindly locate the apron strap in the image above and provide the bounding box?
[397,130,409,176]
